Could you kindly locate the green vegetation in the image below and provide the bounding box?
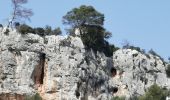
[148,49,163,59]
[44,25,52,35]
[129,46,142,52]
[4,29,10,35]
[17,24,62,36]
[51,27,62,35]
[111,84,170,100]
[148,49,165,65]
[111,96,125,100]
[149,49,160,57]
[24,93,42,100]
[0,24,3,28]
[166,64,170,78]
[139,84,169,100]
[122,42,144,53]
[34,27,45,36]
[63,5,119,56]
[14,22,20,29]
[63,5,104,28]
[44,26,62,36]
[18,24,34,34]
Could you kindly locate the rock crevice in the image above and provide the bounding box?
[0,30,170,99]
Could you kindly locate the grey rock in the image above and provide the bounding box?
[0,30,169,100]
[112,49,170,98]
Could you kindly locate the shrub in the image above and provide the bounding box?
[34,27,45,36]
[148,49,165,64]
[51,27,62,35]
[0,24,3,28]
[122,42,145,54]
[80,25,117,57]
[18,24,34,34]
[25,93,42,100]
[139,84,169,100]
[63,5,115,57]
[148,49,161,58]
[4,29,10,35]
[129,46,141,52]
[44,25,52,35]
[42,26,62,36]
[166,64,170,78]
[111,96,125,100]
[102,42,119,57]
[14,22,20,29]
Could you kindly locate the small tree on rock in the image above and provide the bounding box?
[51,27,62,35]
[139,84,169,100]
[8,0,33,28]
[63,5,104,31]
[63,5,116,56]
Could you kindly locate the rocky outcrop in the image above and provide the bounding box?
[0,29,169,100]
[111,49,170,98]
[0,30,115,100]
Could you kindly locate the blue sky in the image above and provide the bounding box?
[0,0,170,60]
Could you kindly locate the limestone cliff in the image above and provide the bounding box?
[0,29,169,100]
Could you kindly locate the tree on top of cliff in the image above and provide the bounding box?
[63,5,104,29]
[63,5,117,57]
[7,0,33,28]
[139,84,170,100]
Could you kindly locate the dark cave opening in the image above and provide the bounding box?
[39,53,45,84]
[75,90,80,99]
[32,53,46,85]
[113,87,118,93]
[109,87,118,93]
[111,67,117,77]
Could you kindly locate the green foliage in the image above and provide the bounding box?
[44,26,62,36]
[139,84,169,100]
[166,64,170,78]
[148,49,165,63]
[0,24,2,27]
[17,24,62,36]
[4,29,9,35]
[111,96,126,100]
[129,46,141,52]
[130,95,139,100]
[65,28,75,35]
[148,49,163,59]
[34,27,45,36]
[18,24,34,34]
[63,5,118,57]
[25,93,42,100]
[80,25,116,56]
[51,27,62,35]
[44,25,52,35]
[14,22,20,30]
[149,49,159,56]
[63,5,104,28]
[14,22,20,27]
[123,43,142,53]
[80,25,105,49]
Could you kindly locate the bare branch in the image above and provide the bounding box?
[7,0,33,28]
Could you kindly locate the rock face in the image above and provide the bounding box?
[111,49,170,98]
[0,30,170,100]
[0,30,115,100]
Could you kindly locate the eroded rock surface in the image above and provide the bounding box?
[111,49,170,98]
[0,30,114,100]
[0,30,170,100]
